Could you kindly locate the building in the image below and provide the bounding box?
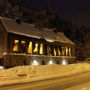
[0,17,76,68]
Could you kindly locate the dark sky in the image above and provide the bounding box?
[24,0,90,26]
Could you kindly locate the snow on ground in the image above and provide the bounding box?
[0,63,90,86]
[64,82,90,90]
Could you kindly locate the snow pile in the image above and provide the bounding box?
[0,63,90,86]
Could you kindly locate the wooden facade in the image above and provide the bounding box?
[0,17,76,67]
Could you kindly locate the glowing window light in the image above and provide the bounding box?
[61,60,67,65]
[66,47,68,56]
[69,47,72,56]
[21,41,26,44]
[28,42,32,54]
[13,40,19,52]
[31,60,39,65]
[34,43,39,53]
[54,48,57,56]
[39,44,43,55]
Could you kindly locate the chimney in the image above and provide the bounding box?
[16,18,21,24]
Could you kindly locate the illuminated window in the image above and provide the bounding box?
[21,41,26,44]
[54,48,57,56]
[69,47,72,56]
[28,42,33,54]
[13,40,19,52]
[34,43,39,54]
[66,47,69,56]
[39,43,44,55]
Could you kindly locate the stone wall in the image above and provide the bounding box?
[5,54,76,68]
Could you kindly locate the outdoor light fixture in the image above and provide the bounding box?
[31,60,39,65]
[47,58,55,65]
[0,66,4,69]
[61,59,67,65]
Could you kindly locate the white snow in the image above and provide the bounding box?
[64,82,90,90]
[0,63,90,86]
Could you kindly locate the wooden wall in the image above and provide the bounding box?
[0,19,8,59]
[8,33,75,56]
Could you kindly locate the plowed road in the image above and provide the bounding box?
[1,72,90,90]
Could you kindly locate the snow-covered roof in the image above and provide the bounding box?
[0,17,75,45]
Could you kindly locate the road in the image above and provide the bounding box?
[1,71,90,90]
[65,82,90,90]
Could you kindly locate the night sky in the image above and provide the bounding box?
[24,0,90,26]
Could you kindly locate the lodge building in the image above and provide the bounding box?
[0,17,76,68]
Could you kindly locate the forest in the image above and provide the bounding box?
[0,0,90,61]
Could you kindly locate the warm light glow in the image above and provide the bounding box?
[61,60,67,65]
[39,44,44,55]
[48,58,55,65]
[13,40,19,52]
[28,42,32,54]
[0,66,4,69]
[69,47,72,56]
[49,60,54,64]
[34,43,39,53]
[54,48,57,56]
[21,41,26,44]
[66,47,69,56]
[3,52,7,55]
[31,60,39,65]
[15,40,19,43]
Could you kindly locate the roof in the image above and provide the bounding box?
[0,17,75,45]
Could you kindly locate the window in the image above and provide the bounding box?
[66,47,69,56]
[62,46,65,56]
[54,48,57,56]
[28,41,33,54]
[69,47,72,56]
[13,40,19,52]
[39,43,44,55]
[33,43,39,54]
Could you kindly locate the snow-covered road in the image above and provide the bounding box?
[0,71,90,90]
[64,82,90,90]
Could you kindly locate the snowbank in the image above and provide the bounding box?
[0,63,90,86]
